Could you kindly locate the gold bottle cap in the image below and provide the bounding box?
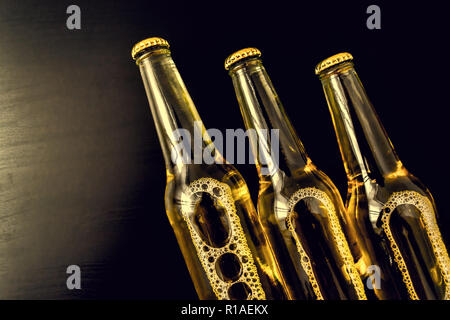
[225,48,262,70]
[315,52,353,75]
[131,37,170,60]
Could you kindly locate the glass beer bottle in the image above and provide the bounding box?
[131,37,290,300]
[316,53,450,300]
[225,48,367,300]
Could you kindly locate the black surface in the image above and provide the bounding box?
[0,1,448,299]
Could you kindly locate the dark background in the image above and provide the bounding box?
[0,0,448,299]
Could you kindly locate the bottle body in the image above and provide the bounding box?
[166,163,285,299]
[228,54,366,300]
[318,56,450,299]
[257,165,366,300]
[381,174,449,299]
[134,41,289,300]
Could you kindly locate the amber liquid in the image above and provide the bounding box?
[378,184,450,300]
[257,166,367,300]
[345,177,450,300]
[165,164,289,300]
[291,197,356,299]
[345,180,406,299]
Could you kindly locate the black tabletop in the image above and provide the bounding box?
[0,1,448,299]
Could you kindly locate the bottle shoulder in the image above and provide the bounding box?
[164,163,255,217]
[258,167,346,215]
[167,163,246,189]
[264,167,343,199]
[346,171,438,230]
[384,173,431,195]
[347,170,433,200]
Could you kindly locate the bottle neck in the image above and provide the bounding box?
[137,49,214,174]
[319,62,406,180]
[229,58,310,177]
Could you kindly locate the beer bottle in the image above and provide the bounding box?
[225,48,367,300]
[316,52,450,300]
[131,37,290,300]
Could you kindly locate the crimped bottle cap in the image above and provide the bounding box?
[315,52,353,75]
[225,48,261,70]
[131,37,170,60]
